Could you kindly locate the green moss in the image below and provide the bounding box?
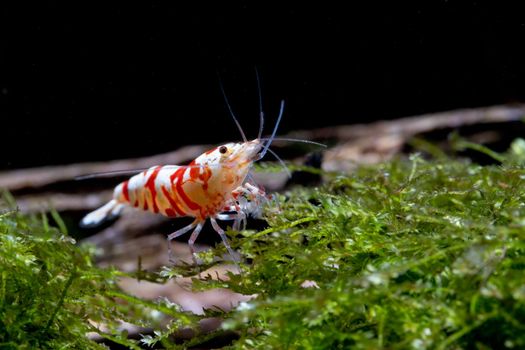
[191,139,525,349]
[2,138,525,349]
[0,199,199,349]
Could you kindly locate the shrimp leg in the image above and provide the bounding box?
[187,222,204,265]
[167,219,199,264]
[210,218,239,263]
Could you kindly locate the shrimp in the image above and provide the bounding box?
[81,95,286,265]
[81,75,325,265]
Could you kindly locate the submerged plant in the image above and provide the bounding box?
[0,196,199,349]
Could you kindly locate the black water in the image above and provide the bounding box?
[3,2,525,169]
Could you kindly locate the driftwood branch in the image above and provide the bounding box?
[301,104,525,172]
[289,104,525,141]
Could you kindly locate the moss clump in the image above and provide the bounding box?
[0,199,198,349]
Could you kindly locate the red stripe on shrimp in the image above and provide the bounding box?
[200,167,212,191]
[188,160,211,189]
[122,181,130,202]
[164,208,176,217]
[144,166,162,213]
[177,183,201,211]
[173,168,201,211]
[161,186,186,217]
[189,166,200,179]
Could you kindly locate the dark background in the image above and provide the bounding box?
[3,2,525,169]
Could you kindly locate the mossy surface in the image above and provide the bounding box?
[0,199,198,349]
[194,139,525,349]
[2,139,525,349]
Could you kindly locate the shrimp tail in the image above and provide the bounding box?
[80,199,124,228]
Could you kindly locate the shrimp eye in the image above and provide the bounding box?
[219,146,228,154]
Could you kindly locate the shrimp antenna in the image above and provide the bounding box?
[266,147,292,178]
[255,67,264,140]
[260,137,327,148]
[218,75,248,142]
[260,100,285,159]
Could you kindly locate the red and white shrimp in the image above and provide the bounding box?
[81,73,326,265]
[81,96,287,264]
